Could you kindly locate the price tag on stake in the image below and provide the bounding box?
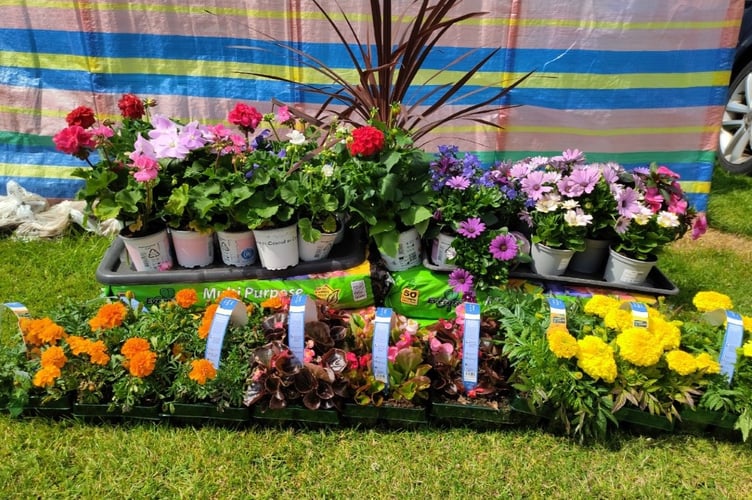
[547,297,567,325]
[205,297,247,369]
[288,294,317,363]
[372,307,394,387]
[620,301,649,328]
[462,303,481,391]
[719,310,745,381]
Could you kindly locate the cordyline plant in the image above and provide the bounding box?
[225,0,532,142]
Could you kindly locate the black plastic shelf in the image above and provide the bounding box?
[96,228,369,285]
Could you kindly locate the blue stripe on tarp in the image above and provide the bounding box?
[0,67,729,109]
[0,28,736,74]
[0,176,84,199]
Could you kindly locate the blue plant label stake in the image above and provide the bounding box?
[718,310,745,381]
[547,297,567,325]
[2,302,29,349]
[620,301,649,328]
[462,303,481,391]
[372,307,394,387]
[205,297,247,369]
[288,294,317,363]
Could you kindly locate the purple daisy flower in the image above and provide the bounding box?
[446,175,471,190]
[616,187,642,218]
[489,233,519,261]
[448,268,475,294]
[457,217,486,239]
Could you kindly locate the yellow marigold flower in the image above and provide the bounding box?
[616,327,663,367]
[648,317,681,351]
[576,335,618,383]
[89,302,128,331]
[665,350,698,376]
[604,308,633,332]
[743,316,752,334]
[88,340,110,366]
[66,335,91,356]
[40,345,67,369]
[121,337,151,360]
[546,324,579,359]
[583,295,621,318]
[175,288,198,309]
[198,303,219,340]
[127,350,156,377]
[695,352,721,374]
[743,341,752,358]
[32,365,61,388]
[188,359,217,385]
[692,291,733,313]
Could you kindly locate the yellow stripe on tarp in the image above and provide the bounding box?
[677,181,712,194]
[0,1,739,31]
[8,52,730,90]
[503,124,719,136]
[0,163,81,178]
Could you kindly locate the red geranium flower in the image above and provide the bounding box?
[228,103,262,132]
[65,106,96,128]
[347,125,385,157]
[118,93,145,120]
[52,125,96,159]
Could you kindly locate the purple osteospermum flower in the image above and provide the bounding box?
[614,216,631,234]
[489,233,519,261]
[615,187,642,218]
[448,268,475,294]
[457,217,486,239]
[447,175,471,190]
[520,170,553,201]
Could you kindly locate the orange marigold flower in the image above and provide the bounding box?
[121,337,151,359]
[175,288,198,308]
[40,345,67,369]
[88,340,110,365]
[261,296,284,310]
[66,335,91,356]
[21,317,67,346]
[89,301,128,331]
[127,350,156,377]
[198,303,219,340]
[188,358,217,385]
[32,365,61,388]
[218,289,241,301]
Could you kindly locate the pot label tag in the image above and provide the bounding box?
[2,302,29,349]
[372,307,394,387]
[547,297,567,325]
[288,294,317,363]
[205,297,247,368]
[462,302,481,391]
[621,301,648,328]
[718,310,744,381]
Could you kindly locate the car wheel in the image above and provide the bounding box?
[718,59,752,174]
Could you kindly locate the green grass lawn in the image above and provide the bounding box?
[1,167,752,498]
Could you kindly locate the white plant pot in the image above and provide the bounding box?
[429,232,457,271]
[568,238,612,275]
[217,230,257,267]
[530,242,574,276]
[253,224,299,270]
[298,225,342,262]
[120,228,173,272]
[603,247,657,285]
[380,228,422,272]
[170,229,215,268]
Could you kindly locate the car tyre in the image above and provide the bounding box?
[718,58,752,174]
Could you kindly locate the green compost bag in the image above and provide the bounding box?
[384,265,462,320]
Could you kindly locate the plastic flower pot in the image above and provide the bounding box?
[161,402,251,427]
[251,404,340,427]
[23,393,73,418]
[614,406,674,433]
[429,399,520,428]
[72,402,162,423]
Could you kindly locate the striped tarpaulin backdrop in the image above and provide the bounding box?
[0,0,744,211]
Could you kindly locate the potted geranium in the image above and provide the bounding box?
[338,108,434,271]
[54,94,174,271]
[604,162,707,285]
